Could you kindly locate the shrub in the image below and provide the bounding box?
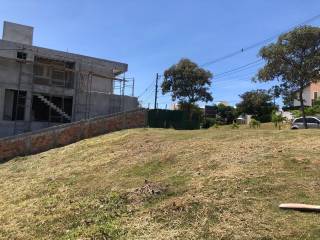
[249,119,261,128]
[202,118,216,129]
[215,115,226,125]
[231,122,240,129]
[290,110,302,118]
[271,111,286,130]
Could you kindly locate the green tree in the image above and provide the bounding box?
[255,26,320,128]
[236,90,275,122]
[162,59,213,115]
[281,86,297,108]
[271,110,286,130]
[304,98,320,116]
[211,104,237,124]
[268,85,281,106]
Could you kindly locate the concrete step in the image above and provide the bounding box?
[35,94,71,121]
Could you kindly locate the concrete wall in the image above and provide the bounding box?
[0,109,147,162]
[0,28,138,138]
[0,39,127,93]
[2,21,33,45]
[0,56,33,89]
[91,75,113,94]
[0,94,139,138]
[0,38,129,94]
[77,93,139,120]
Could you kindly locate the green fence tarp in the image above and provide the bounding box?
[148,109,200,130]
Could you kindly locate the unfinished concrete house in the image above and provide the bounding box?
[0,21,138,138]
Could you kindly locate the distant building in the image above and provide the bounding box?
[171,103,180,110]
[236,115,252,125]
[216,101,229,106]
[0,21,138,137]
[279,111,294,121]
[204,105,217,118]
[293,82,320,107]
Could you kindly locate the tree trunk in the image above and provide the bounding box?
[299,89,307,129]
[187,103,192,120]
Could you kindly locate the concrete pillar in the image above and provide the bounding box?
[0,88,4,120]
[25,90,32,121]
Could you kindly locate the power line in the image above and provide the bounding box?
[139,88,156,105]
[213,67,259,81]
[214,72,257,85]
[147,13,320,98]
[201,13,320,67]
[215,69,258,80]
[137,74,164,99]
[213,59,263,79]
[137,79,156,98]
[212,13,320,80]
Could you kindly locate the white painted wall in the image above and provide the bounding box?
[293,85,312,107]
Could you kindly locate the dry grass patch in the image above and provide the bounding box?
[1,126,320,239]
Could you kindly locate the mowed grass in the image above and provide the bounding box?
[1,124,320,239]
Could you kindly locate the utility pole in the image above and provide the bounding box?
[154,73,159,109]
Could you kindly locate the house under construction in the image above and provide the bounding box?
[0,21,138,138]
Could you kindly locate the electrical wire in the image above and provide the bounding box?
[137,79,155,98]
[214,72,257,85]
[213,59,263,79]
[200,13,320,67]
[213,67,260,82]
[140,88,155,102]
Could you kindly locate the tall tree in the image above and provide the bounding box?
[255,26,320,128]
[162,59,213,114]
[211,104,237,124]
[236,90,275,122]
[268,85,281,106]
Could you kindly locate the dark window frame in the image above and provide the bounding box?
[17,52,27,60]
[3,89,27,121]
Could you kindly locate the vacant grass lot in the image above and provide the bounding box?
[1,125,320,239]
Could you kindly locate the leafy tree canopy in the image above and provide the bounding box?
[255,25,320,127]
[268,85,282,105]
[212,104,237,124]
[236,90,275,122]
[162,59,213,109]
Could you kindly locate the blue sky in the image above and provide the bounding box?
[0,0,319,108]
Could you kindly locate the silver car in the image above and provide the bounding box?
[291,116,320,129]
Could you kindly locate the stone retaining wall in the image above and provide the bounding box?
[0,109,147,162]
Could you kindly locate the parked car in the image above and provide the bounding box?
[291,116,320,129]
